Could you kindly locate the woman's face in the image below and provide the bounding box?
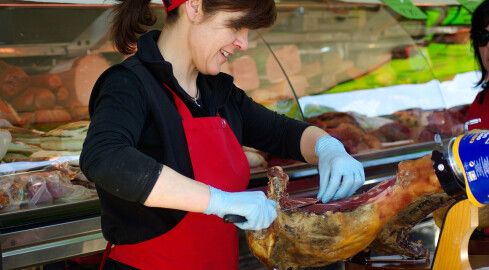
[478,25,489,74]
[189,11,249,75]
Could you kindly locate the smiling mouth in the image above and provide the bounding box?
[220,49,230,58]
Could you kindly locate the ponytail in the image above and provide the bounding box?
[111,0,156,54]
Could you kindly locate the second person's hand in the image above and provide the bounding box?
[204,186,277,230]
[315,136,365,203]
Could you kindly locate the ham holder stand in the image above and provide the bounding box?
[430,120,489,270]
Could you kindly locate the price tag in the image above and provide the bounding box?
[381,0,428,19]
[456,0,483,13]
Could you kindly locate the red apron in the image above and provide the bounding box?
[467,90,489,130]
[101,84,250,269]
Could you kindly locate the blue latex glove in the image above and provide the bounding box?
[316,136,365,203]
[204,186,277,230]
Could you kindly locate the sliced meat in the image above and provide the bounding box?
[266,45,302,83]
[58,54,110,106]
[231,56,259,91]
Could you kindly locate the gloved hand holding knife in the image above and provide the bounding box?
[204,186,277,230]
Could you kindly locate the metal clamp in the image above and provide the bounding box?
[464,118,481,134]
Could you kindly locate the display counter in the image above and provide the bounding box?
[0,0,481,269]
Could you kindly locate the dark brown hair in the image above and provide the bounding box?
[111,0,276,55]
[471,0,489,91]
[111,0,157,55]
[200,0,276,30]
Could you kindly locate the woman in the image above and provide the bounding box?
[467,0,489,130]
[80,0,365,269]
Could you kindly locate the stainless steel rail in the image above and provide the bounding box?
[1,216,106,270]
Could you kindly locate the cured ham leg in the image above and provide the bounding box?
[245,154,443,269]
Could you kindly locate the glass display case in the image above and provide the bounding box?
[230,0,479,158]
[0,0,482,268]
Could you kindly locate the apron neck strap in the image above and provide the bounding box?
[163,83,193,119]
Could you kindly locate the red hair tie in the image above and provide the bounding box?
[163,0,186,12]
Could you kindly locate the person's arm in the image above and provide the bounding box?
[236,87,311,161]
[81,68,162,203]
[143,165,276,230]
[81,69,209,210]
[235,85,364,203]
[144,165,210,212]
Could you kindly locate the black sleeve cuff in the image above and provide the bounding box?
[138,163,164,204]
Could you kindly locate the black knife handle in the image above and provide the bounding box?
[223,214,247,223]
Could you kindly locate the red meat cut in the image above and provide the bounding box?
[245,154,443,269]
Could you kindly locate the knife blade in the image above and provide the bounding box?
[223,198,320,223]
[281,198,320,211]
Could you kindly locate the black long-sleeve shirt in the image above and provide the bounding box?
[80,30,312,244]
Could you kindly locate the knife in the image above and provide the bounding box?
[223,214,247,223]
[281,198,320,211]
[223,198,320,223]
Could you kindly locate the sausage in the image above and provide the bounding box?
[20,109,72,126]
[10,87,56,112]
[29,74,63,90]
[0,60,30,100]
[54,86,69,105]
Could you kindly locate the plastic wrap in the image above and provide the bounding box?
[0,178,25,211]
[0,156,97,212]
